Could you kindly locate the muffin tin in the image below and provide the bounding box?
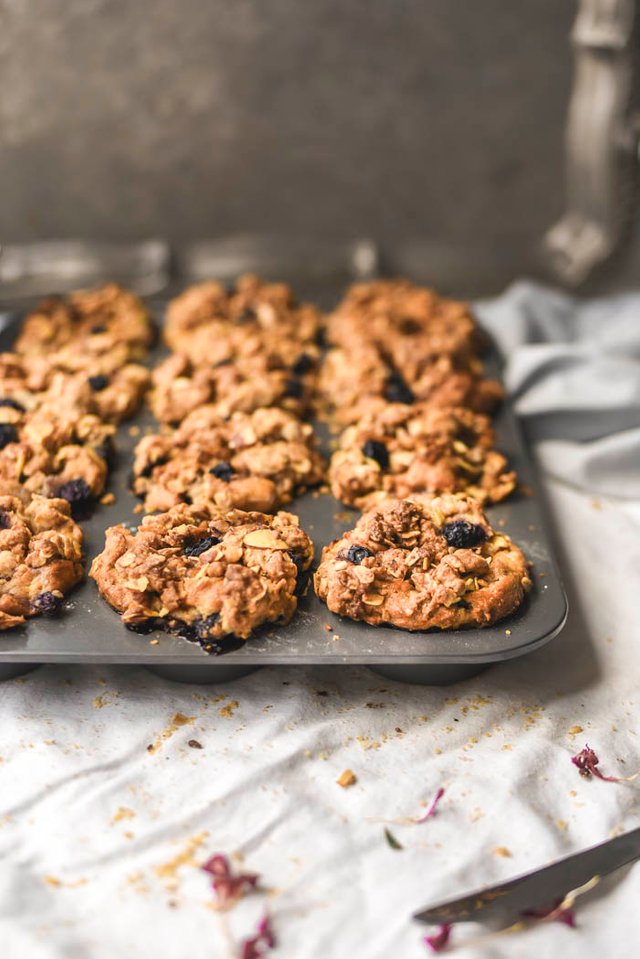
[0,280,567,686]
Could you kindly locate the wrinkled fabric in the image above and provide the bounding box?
[1,283,640,959]
[476,282,640,498]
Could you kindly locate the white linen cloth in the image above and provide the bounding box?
[1,281,639,959]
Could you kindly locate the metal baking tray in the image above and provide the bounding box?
[0,275,567,686]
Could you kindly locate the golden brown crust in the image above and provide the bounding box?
[314,495,531,631]
[148,353,312,425]
[326,279,484,361]
[0,352,149,424]
[0,441,109,502]
[90,503,314,642]
[316,345,503,426]
[41,365,150,423]
[0,490,84,629]
[329,403,516,509]
[132,407,324,514]
[164,274,322,367]
[15,284,155,362]
[0,399,113,504]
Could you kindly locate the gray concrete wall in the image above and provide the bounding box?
[0,1,576,286]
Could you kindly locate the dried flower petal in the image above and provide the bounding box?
[415,787,445,823]
[523,899,576,927]
[201,853,259,909]
[384,827,403,850]
[424,923,452,952]
[241,914,275,959]
[523,874,600,928]
[571,744,639,783]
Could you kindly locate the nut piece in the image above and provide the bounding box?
[243,528,291,550]
[362,592,383,606]
[124,575,149,592]
[336,769,357,788]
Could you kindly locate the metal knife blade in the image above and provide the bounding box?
[414,826,640,925]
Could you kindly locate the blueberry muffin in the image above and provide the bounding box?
[90,503,314,646]
[328,403,516,509]
[0,352,149,424]
[15,283,155,361]
[317,345,503,426]
[0,487,84,629]
[326,279,485,362]
[132,406,324,513]
[0,441,109,512]
[314,495,531,631]
[43,364,150,423]
[148,353,312,425]
[164,274,322,365]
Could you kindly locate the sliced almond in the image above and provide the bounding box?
[15,449,26,479]
[28,422,55,441]
[125,575,149,592]
[452,439,470,454]
[362,593,384,606]
[491,534,510,549]
[455,458,482,474]
[243,528,290,550]
[392,451,414,467]
[352,565,375,584]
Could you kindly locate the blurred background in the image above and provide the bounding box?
[1,0,638,294]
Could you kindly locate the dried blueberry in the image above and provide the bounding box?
[453,598,471,610]
[287,548,306,573]
[284,377,304,399]
[291,353,314,376]
[126,618,165,635]
[384,370,415,405]
[90,324,107,334]
[287,549,309,595]
[0,510,10,530]
[398,318,422,335]
[235,307,256,325]
[194,613,221,639]
[0,423,18,450]
[344,544,374,564]
[88,374,110,391]
[439,520,488,549]
[362,439,389,470]
[456,424,478,448]
[0,397,25,413]
[183,535,221,557]
[56,478,92,507]
[209,461,234,483]
[33,591,62,615]
[138,455,168,480]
